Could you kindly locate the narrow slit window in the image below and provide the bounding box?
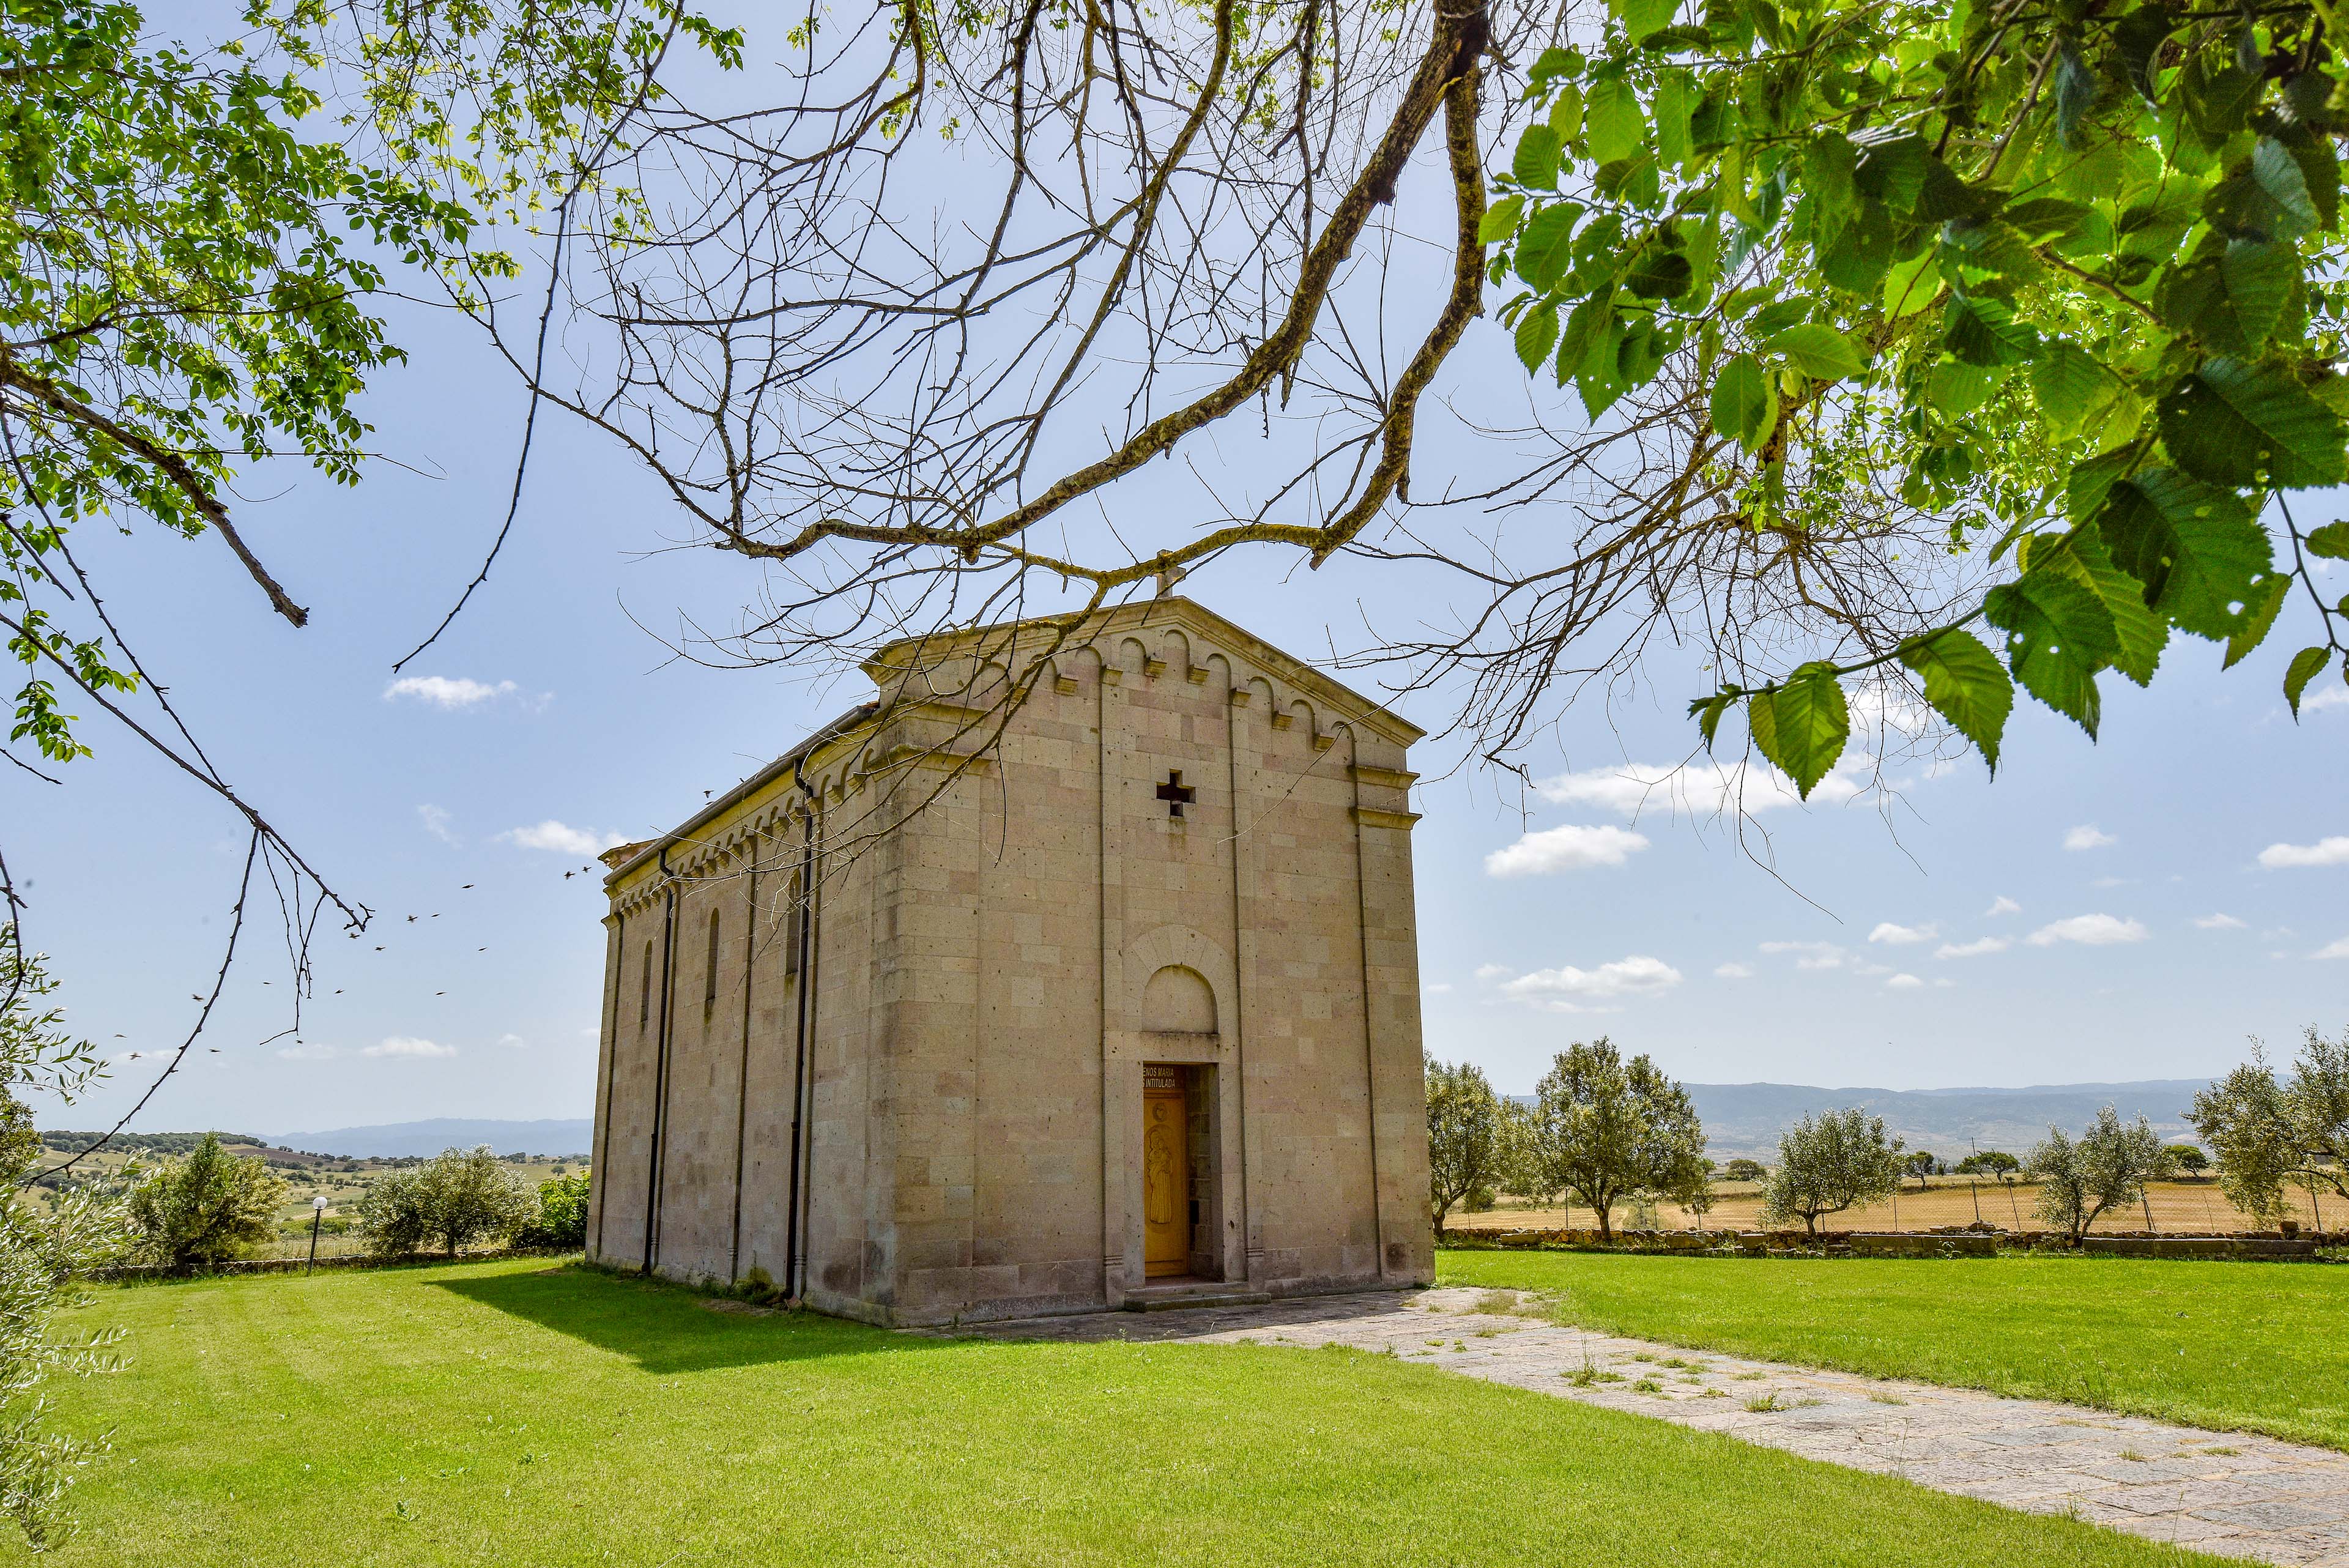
[638,940,653,1030]
[703,908,721,1017]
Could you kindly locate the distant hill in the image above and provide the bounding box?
[264,1118,594,1159]
[1679,1080,2213,1160]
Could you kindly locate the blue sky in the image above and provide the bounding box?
[13,43,2348,1138]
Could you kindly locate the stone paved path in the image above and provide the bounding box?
[931,1286,2349,1565]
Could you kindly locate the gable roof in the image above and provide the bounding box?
[863,596,1424,746]
[604,597,1421,888]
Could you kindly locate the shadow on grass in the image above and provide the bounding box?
[436,1265,969,1375]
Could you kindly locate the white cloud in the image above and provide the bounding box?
[2027,913,2150,947]
[384,675,518,710]
[1498,956,1683,1009]
[2194,913,2247,931]
[1713,962,1756,979]
[418,804,458,845]
[1885,973,1924,989]
[1474,963,1508,982]
[1759,940,1845,970]
[1867,921,1937,945]
[497,1033,527,1049]
[1483,823,1649,877]
[2063,824,2117,851]
[1984,896,2021,916]
[1852,960,1893,977]
[2314,935,2349,960]
[1533,760,1862,820]
[2257,836,2349,869]
[500,820,629,856]
[1934,936,2011,959]
[2304,684,2348,712]
[362,1035,457,1059]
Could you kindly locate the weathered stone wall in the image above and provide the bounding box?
[589,599,1436,1324]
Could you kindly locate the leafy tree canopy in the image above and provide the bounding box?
[1488,0,2349,790]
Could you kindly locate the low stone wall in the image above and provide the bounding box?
[102,1245,574,1282]
[1439,1226,2340,1258]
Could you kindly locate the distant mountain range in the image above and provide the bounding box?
[265,1118,594,1159]
[1680,1080,2211,1159]
[225,1079,2213,1162]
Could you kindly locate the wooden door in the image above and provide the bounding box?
[1142,1066,1190,1278]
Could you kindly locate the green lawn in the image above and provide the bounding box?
[1439,1250,2349,1450]
[39,1257,2216,1567]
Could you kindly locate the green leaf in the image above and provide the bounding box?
[2284,646,2332,718]
[2065,446,2140,529]
[2029,343,2115,437]
[1803,132,1858,244]
[1652,72,1691,169]
[1882,250,1942,318]
[1618,0,1676,39]
[1515,204,1581,290]
[1851,128,1928,211]
[1710,354,1776,450]
[2095,467,2277,641]
[1478,195,1525,245]
[1761,322,1864,381]
[2158,359,2348,490]
[2028,526,2170,685]
[1983,573,2118,736]
[2219,240,2299,347]
[1548,83,1585,140]
[1624,247,1692,300]
[1515,304,1560,373]
[2113,5,2174,99]
[1586,73,1646,165]
[1512,125,1562,191]
[1688,691,1736,748]
[2154,256,2251,357]
[2054,42,2099,148]
[1898,626,2013,770]
[1748,664,1851,798]
[1942,294,2039,365]
[1557,294,1614,386]
[2304,521,2349,559]
[2224,573,2290,669]
[2253,136,2321,232]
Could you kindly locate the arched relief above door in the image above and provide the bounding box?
[1119,924,1234,1042]
[1140,965,1215,1034]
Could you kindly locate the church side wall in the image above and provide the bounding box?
[800,786,885,1319]
[733,820,810,1291]
[642,842,757,1285]
[592,887,670,1270]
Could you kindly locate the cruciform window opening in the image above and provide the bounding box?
[1155,770,1197,819]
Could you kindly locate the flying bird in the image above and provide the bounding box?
[406,915,417,923]
[461,884,474,890]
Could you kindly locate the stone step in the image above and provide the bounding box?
[1121,1288,1275,1312]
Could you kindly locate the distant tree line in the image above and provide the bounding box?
[1424,1034,2342,1239]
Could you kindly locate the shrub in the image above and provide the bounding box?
[127,1132,288,1269]
[516,1168,591,1249]
[2168,1145,2210,1173]
[357,1146,534,1257]
[1721,1158,1767,1184]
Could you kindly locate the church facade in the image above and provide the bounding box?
[585,598,1433,1326]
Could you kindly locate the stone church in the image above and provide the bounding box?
[585,598,1433,1325]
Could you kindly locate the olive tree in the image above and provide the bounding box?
[0,933,130,1547]
[126,1132,287,1270]
[2191,1027,2349,1225]
[358,1146,535,1258]
[2029,1107,2173,1239]
[1525,1038,1708,1241]
[1760,1109,1902,1238]
[1425,1057,1502,1238]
